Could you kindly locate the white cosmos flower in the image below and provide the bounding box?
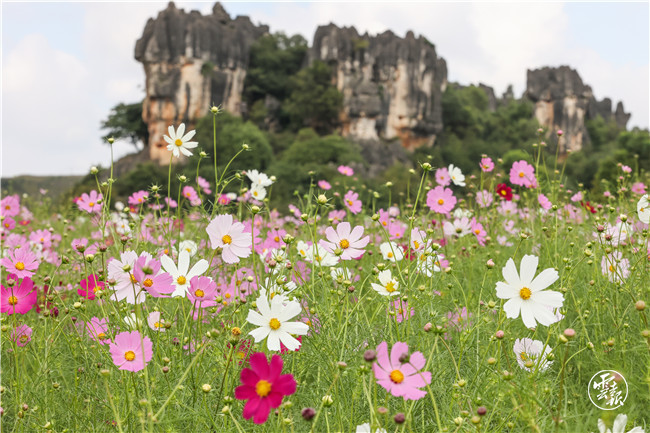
[246,292,309,351]
[370,270,400,297]
[495,255,564,328]
[513,338,553,372]
[356,424,387,433]
[163,123,198,157]
[246,169,273,188]
[379,241,403,262]
[448,164,466,187]
[250,184,267,201]
[160,250,209,298]
[598,414,645,433]
[637,194,649,224]
[178,240,198,257]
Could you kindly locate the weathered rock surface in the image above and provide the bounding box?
[308,25,447,151]
[135,2,268,164]
[525,66,629,152]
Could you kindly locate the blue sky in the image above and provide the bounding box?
[2,1,648,177]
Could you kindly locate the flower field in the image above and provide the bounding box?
[1,122,648,433]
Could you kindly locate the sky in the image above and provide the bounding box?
[1,1,648,177]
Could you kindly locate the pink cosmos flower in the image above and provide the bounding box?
[373,341,431,401]
[77,190,103,213]
[328,209,346,225]
[480,157,494,172]
[318,180,331,190]
[30,229,52,249]
[109,331,153,372]
[476,190,493,208]
[470,218,487,246]
[234,352,297,424]
[321,222,369,260]
[338,165,354,176]
[1,247,39,279]
[621,165,632,173]
[391,299,414,323]
[601,252,630,283]
[86,317,110,345]
[435,167,451,186]
[132,254,175,297]
[537,194,552,210]
[128,190,148,206]
[570,191,583,202]
[197,176,212,194]
[0,195,20,217]
[182,186,201,206]
[78,274,105,300]
[206,214,253,264]
[164,197,178,208]
[187,276,218,307]
[147,311,166,332]
[631,182,647,195]
[2,217,16,231]
[446,307,473,335]
[11,324,32,347]
[343,190,362,214]
[426,186,457,214]
[509,160,537,188]
[1,277,37,315]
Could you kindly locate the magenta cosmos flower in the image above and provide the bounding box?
[1,246,39,279]
[343,190,362,214]
[1,277,37,315]
[426,186,456,214]
[321,221,369,260]
[338,165,354,176]
[187,275,218,307]
[78,274,106,300]
[235,352,297,424]
[0,195,20,217]
[77,190,103,213]
[11,324,32,347]
[509,160,537,188]
[373,341,431,400]
[206,214,252,264]
[109,331,153,372]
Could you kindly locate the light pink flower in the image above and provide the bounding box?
[1,247,39,279]
[77,190,103,213]
[318,180,331,190]
[476,190,493,208]
[128,190,148,206]
[109,331,153,372]
[11,324,32,347]
[338,165,354,176]
[631,182,646,195]
[328,209,346,225]
[343,190,362,214]
[480,157,494,172]
[182,186,201,206]
[321,222,369,260]
[621,165,632,173]
[197,176,212,194]
[509,160,537,188]
[435,167,451,186]
[426,186,456,214]
[86,317,110,345]
[187,276,218,307]
[571,192,583,202]
[601,252,630,283]
[470,218,487,246]
[0,195,20,217]
[373,341,431,401]
[537,194,552,210]
[391,300,414,323]
[206,214,252,264]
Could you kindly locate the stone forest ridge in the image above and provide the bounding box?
[135,1,631,165]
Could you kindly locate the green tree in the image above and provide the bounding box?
[101,102,149,147]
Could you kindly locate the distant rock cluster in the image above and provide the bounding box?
[134,2,630,165]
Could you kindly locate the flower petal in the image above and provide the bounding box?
[519,255,538,286]
[529,268,559,292]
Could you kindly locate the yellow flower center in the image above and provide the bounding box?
[143,278,153,288]
[225,293,231,299]
[237,351,246,359]
[382,221,387,226]
[269,318,281,330]
[609,265,614,272]
[255,379,272,397]
[519,287,531,300]
[124,351,136,361]
[387,252,394,258]
[177,275,187,285]
[474,229,481,235]
[195,289,205,298]
[500,190,507,196]
[8,295,18,305]
[89,202,95,207]
[154,322,162,328]
[130,274,137,283]
[519,172,525,178]
[15,262,25,271]
[174,138,183,147]
[97,332,107,340]
[437,199,444,205]
[520,352,527,360]
[93,286,101,293]
[347,200,354,206]
[339,239,350,249]
[390,369,405,384]
[299,249,306,256]
[413,240,420,249]
[222,234,232,245]
[385,281,396,293]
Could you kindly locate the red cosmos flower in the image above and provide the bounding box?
[496,183,513,201]
[581,201,597,214]
[235,352,297,424]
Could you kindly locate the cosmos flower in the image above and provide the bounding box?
[343,190,362,214]
[246,169,273,188]
[476,190,493,208]
[78,274,105,300]
[338,165,354,176]
[164,123,198,157]
[318,180,331,190]
[509,160,537,188]
[1,247,39,279]
[234,352,297,424]
[373,341,431,400]
[601,252,630,284]
[77,190,103,214]
[321,222,369,261]
[496,183,513,201]
[637,194,649,224]
[495,255,564,328]
[147,311,166,332]
[186,276,218,307]
[371,270,400,297]
[426,186,456,214]
[206,214,252,264]
[538,194,552,210]
[598,414,645,433]
[109,331,153,372]
[1,277,37,315]
[513,338,553,372]
[448,164,466,187]
[160,250,209,298]
[11,324,32,347]
[246,292,309,352]
[480,157,494,172]
[379,241,403,262]
[435,167,450,186]
[85,317,110,345]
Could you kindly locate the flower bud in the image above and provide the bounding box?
[301,407,316,421]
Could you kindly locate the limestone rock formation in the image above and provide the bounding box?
[525,66,629,152]
[135,2,268,164]
[308,25,447,151]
